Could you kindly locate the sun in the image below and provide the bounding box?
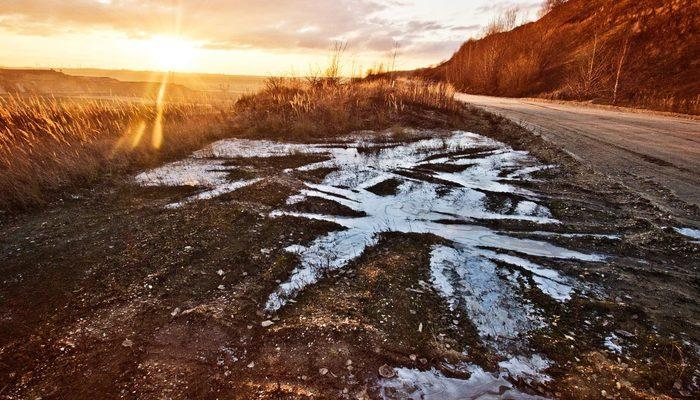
[145,36,197,72]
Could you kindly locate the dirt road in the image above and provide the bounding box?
[457,94,700,224]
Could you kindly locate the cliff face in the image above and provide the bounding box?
[419,0,699,114]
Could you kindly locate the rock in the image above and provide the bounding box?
[218,285,225,290]
[378,364,396,378]
[615,329,635,338]
[247,362,255,368]
[409,354,417,361]
[261,320,274,328]
[184,246,193,251]
[170,307,181,317]
[418,322,423,333]
[217,269,225,276]
[319,368,328,375]
[122,339,133,348]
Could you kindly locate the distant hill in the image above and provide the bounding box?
[60,68,267,95]
[0,69,196,99]
[416,0,699,114]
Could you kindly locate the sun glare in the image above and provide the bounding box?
[145,36,197,72]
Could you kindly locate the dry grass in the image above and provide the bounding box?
[234,78,460,140]
[0,78,461,212]
[0,95,235,210]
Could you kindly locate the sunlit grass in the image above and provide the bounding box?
[0,77,461,212]
[0,95,235,210]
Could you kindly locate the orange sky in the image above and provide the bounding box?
[0,0,542,75]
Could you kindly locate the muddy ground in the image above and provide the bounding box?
[1,109,698,399]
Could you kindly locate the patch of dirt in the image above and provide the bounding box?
[365,178,403,197]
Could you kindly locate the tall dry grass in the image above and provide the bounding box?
[0,95,235,210]
[0,78,460,212]
[234,78,460,140]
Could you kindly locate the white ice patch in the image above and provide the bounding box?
[515,201,552,218]
[604,334,623,354]
[380,364,549,400]
[429,245,542,343]
[498,355,552,384]
[675,227,700,243]
[264,132,603,312]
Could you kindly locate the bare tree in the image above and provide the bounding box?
[540,0,568,16]
[483,7,520,37]
[612,36,631,104]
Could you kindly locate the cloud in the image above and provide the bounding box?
[0,0,486,67]
[0,0,461,54]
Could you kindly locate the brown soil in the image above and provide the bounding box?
[0,108,698,399]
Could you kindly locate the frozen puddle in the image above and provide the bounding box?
[674,227,700,243]
[380,363,549,400]
[137,130,607,395]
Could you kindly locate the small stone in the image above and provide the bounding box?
[601,390,607,397]
[218,285,225,290]
[170,307,180,317]
[184,246,193,251]
[217,269,225,276]
[122,339,133,348]
[346,359,352,366]
[247,362,255,368]
[418,323,423,333]
[409,354,417,361]
[261,320,274,328]
[616,382,622,390]
[615,329,635,338]
[319,368,328,375]
[378,364,396,378]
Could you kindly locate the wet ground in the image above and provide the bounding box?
[1,116,699,399]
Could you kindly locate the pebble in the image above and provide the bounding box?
[319,368,328,375]
[122,339,133,348]
[247,362,255,368]
[218,285,225,290]
[378,364,396,378]
[170,307,180,317]
[217,269,225,276]
[261,320,274,328]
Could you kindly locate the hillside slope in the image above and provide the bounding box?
[419,0,700,114]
